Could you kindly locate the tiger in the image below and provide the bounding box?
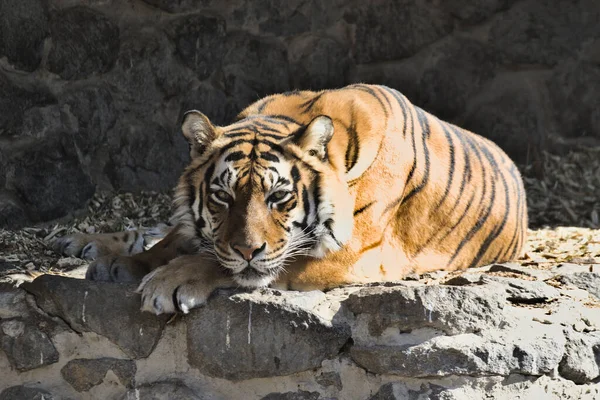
[53,84,528,315]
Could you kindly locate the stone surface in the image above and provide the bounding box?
[557,272,600,299]
[6,139,95,222]
[61,358,136,392]
[261,391,321,400]
[186,289,350,380]
[223,33,290,109]
[166,14,226,80]
[344,285,506,337]
[351,329,565,377]
[483,276,561,303]
[47,7,120,80]
[350,1,452,63]
[2,278,600,398]
[0,386,56,400]
[0,0,48,71]
[559,330,600,384]
[120,381,204,400]
[23,275,167,358]
[0,319,59,371]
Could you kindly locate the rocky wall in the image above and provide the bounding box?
[1,0,600,228]
[1,262,600,399]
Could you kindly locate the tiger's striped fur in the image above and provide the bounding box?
[57,84,527,313]
[173,84,527,290]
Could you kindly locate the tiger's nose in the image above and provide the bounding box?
[231,242,266,261]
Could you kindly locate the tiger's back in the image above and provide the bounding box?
[240,84,527,283]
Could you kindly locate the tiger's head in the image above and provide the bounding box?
[174,110,354,288]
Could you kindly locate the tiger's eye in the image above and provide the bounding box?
[214,190,232,204]
[268,190,289,203]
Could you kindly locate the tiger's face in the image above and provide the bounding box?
[175,111,354,288]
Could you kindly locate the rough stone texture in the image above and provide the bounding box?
[0,318,59,371]
[1,0,599,226]
[22,275,167,358]
[0,386,56,400]
[61,358,136,392]
[47,7,120,80]
[344,285,506,336]
[1,275,600,399]
[0,0,48,72]
[120,381,204,400]
[186,289,350,380]
[559,330,600,384]
[557,272,600,299]
[261,391,321,400]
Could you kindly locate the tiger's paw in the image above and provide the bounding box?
[52,233,103,260]
[136,263,214,315]
[86,255,150,283]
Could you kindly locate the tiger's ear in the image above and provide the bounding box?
[293,115,334,160]
[182,110,217,158]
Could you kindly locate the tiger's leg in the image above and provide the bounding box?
[137,254,234,314]
[51,224,171,260]
[85,224,197,283]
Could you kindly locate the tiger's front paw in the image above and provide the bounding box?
[136,257,226,315]
[52,233,102,260]
[86,255,150,283]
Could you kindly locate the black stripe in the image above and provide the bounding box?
[260,152,280,162]
[257,98,274,113]
[447,133,494,267]
[299,94,324,113]
[353,201,374,216]
[434,121,456,209]
[401,107,431,204]
[350,84,389,118]
[381,86,408,137]
[344,102,360,171]
[466,146,510,269]
[127,231,138,254]
[291,165,300,184]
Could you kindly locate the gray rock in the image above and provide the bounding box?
[488,263,554,280]
[460,72,550,164]
[482,276,560,303]
[418,37,497,121]
[557,272,600,299]
[443,273,483,286]
[315,371,342,391]
[351,331,565,377]
[350,1,453,63]
[223,33,290,109]
[120,381,204,400]
[440,0,516,25]
[261,391,321,400]
[60,85,117,154]
[490,0,600,67]
[105,117,188,191]
[180,83,236,126]
[0,74,55,138]
[0,319,59,371]
[288,35,352,91]
[549,60,600,140]
[47,7,120,80]
[61,358,136,392]
[0,386,55,400]
[344,285,506,336]
[166,14,226,80]
[0,0,48,71]
[0,283,29,319]
[0,190,28,228]
[7,138,95,222]
[23,275,168,358]
[559,330,600,384]
[186,290,350,380]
